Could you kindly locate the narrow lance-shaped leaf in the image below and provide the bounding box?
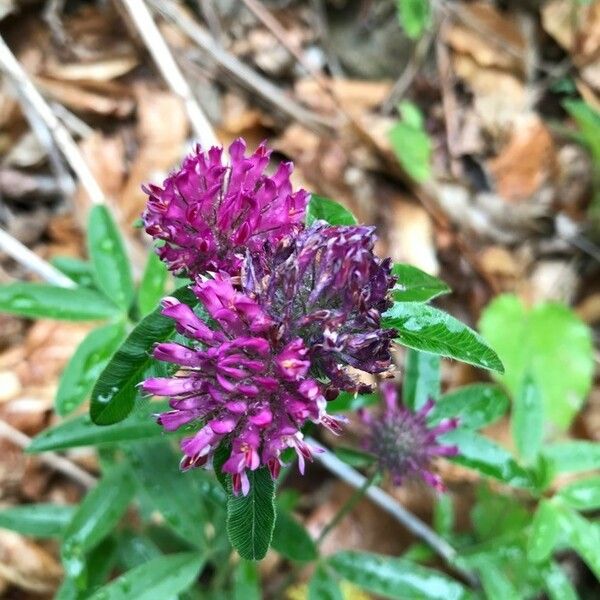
[27,402,166,453]
[441,429,531,488]
[271,503,318,562]
[397,0,431,39]
[544,562,580,600]
[558,507,600,580]
[233,560,261,600]
[127,441,208,549]
[403,349,440,410]
[309,564,343,600]
[88,552,204,600]
[61,464,135,579]
[0,283,120,321]
[512,373,544,463]
[87,204,134,311]
[226,467,276,560]
[90,285,197,425]
[138,250,169,317]
[329,551,470,600]
[55,322,125,416]
[0,504,75,538]
[556,476,600,511]
[542,441,600,474]
[383,302,504,373]
[306,194,358,226]
[392,263,450,303]
[429,384,509,430]
[51,256,95,289]
[527,499,561,563]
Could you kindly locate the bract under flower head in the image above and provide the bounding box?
[142,274,343,495]
[243,220,397,393]
[142,138,309,275]
[361,382,459,491]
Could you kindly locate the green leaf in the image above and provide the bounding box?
[87,204,134,311]
[391,263,450,303]
[326,391,378,413]
[430,384,509,430]
[56,322,125,416]
[475,556,520,600]
[90,284,197,425]
[442,430,531,488]
[556,476,600,511]
[226,467,276,560]
[557,507,600,580]
[512,374,543,463]
[138,251,168,317]
[388,102,432,182]
[306,194,358,226]
[0,504,75,537]
[86,536,120,592]
[51,256,95,288]
[328,551,469,600]
[480,295,594,428]
[528,499,560,563]
[403,349,440,410]
[564,100,600,164]
[396,0,431,39]
[271,504,317,562]
[234,560,261,600]
[383,302,504,373]
[433,494,454,537]
[61,464,135,579]
[471,485,530,541]
[544,562,580,600]
[309,564,343,600]
[542,441,600,474]
[0,283,120,321]
[333,446,376,468]
[88,552,203,600]
[27,403,165,452]
[127,441,208,548]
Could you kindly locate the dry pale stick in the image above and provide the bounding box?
[0,228,76,288]
[148,0,335,133]
[120,0,219,149]
[308,437,478,585]
[0,419,97,489]
[0,35,106,206]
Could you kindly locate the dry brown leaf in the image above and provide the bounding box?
[0,530,62,594]
[446,2,526,74]
[295,78,393,115]
[74,132,127,222]
[43,55,138,82]
[385,198,439,275]
[488,116,558,202]
[35,76,134,117]
[119,84,188,226]
[452,54,531,133]
[543,0,600,91]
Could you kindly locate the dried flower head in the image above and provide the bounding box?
[142,275,343,496]
[243,221,397,393]
[361,382,459,491]
[142,138,309,275]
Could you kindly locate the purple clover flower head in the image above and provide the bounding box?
[243,221,397,393]
[142,274,343,496]
[142,138,309,275]
[361,382,459,491]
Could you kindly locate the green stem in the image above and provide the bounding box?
[317,470,380,545]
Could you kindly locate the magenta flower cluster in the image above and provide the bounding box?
[142,139,397,495]
[361,383,459,491]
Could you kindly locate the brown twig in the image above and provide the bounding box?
[0,419,97,489]
[148,0,336,133]
[120,0,220,148]
[0,35,106,206]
